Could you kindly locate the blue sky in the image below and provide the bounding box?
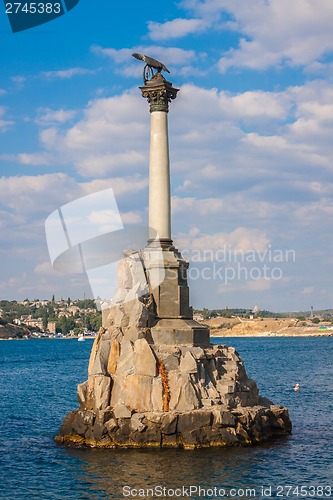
[1,0,333,311]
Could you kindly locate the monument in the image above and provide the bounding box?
[55,56,292,448]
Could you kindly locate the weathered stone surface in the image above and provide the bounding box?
[108,326,123,342]
[59,411,76,437]
[212,409,236,428]
[115,339,134,376]
[235,423,251,443]
[113,307,129,328]
[219,427,239,444]
[123,375,153,412]
[88,328,103,376]
[192,347,206,359]
[114,419,132,445]
[131,421,161,445]
[113,404,132,419]
[178,410,212,434]
[102,307,113,328]
[176,378,200,411]
[105,418,119,433]
[168,370,182,410]
[145,412,163,424]
[134,338,157,376]
[93,375,111,411]
[123,325,145,343]
[77,381,88,406]
[128,300,149,328]
[112,288,128,305]
[161,433,178,447]
[180,351,197,374]
[151,377,163,412]
[92,419,107,441]
[117,259,133,289]
[151,319,210,347]
[56,404,292,448]
[90,339,110,375]
[72,410,95,436]
[161,354,179,371]
[98,409,113,424]
[161,414,178,435]
[110,376,124,408]
[258,395,274,407]
[107,339,120,374]
[131,413,147,432]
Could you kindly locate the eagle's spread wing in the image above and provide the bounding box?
[132,53,170,74]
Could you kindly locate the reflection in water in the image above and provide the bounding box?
[65,443,290,499]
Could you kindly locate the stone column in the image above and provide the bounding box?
[140,72,209,346]
[149,111,171,243]
[140,73,179,248]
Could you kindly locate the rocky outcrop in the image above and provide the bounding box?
[55,404,291,449]
[55,251,292,448]
[56,335,292,447]
[81,335,261,413]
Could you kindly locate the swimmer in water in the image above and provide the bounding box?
[293,383,300,392]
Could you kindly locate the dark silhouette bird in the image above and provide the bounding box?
[132,53,170,74]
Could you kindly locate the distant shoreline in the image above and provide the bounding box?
[0,336,96,341]
[200,316,333,339]
[210,332,333,338]
[1,333,331,341]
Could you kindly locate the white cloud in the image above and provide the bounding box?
[16,153,53,165]
[172,196,224,215]
[35,108,77,126]
[147,18,208,41]
[220,90,289,121]
[181,0,333,72]
[218,277,272,295]
[219,0,333,71]
[120,211,143,224]
[0,174,149,216]
[11,75,26,88]
[175,227,270,256]
[92,45,199,76]
[80,177,148,198]
[34,261,54,275]
[0,174,80,214]
[41,67,96,79]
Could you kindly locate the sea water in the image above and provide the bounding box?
[0,337,332,499]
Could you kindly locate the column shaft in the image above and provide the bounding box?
[149,111,171,242]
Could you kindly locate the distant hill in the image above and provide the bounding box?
[0,323,30,339]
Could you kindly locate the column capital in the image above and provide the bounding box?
[140,73,179,113]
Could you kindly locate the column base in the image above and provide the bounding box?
[151,318,210,347]
[147,238,174,250]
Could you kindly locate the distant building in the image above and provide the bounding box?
[193,312,204,321]
[47,321,56,334]
[24,318,43,329]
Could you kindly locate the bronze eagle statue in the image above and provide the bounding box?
[132,53,170,73]
[132,53,170,83]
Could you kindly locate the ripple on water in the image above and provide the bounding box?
[0,337,332,499]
